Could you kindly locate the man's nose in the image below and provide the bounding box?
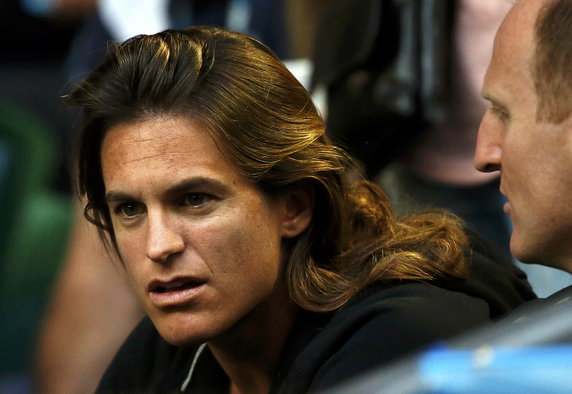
[145,213,185,264]
[474,112,503,172]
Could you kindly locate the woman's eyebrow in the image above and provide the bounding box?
[104,191,133,204]
[164,177,228,197]
[104,177,229,204]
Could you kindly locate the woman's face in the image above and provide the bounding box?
[100,115,306,345]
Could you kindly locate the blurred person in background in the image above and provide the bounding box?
[0,0,91,392]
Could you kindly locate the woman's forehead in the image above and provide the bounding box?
[101,116,228,174]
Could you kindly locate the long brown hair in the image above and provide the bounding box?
[70,26,468,312]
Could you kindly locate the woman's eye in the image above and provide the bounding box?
[182,193,211,207]
[117,202,144,217]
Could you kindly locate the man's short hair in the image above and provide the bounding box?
[533,0,572,123]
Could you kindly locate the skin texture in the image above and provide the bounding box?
[101,115,312,393]
[474,0,572,271]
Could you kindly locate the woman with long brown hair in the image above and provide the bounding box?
[70,26,533,393]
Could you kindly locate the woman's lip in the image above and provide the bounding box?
[147,277,203,292]
[148,281,206,307]
[147,277,207,307]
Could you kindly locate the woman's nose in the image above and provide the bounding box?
[145,213,185,264]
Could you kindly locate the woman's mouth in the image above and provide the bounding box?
[148,277,206,307]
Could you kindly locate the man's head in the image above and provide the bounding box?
[474,0,572,271]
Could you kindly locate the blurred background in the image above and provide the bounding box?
[1,1,571,393]
[0,0,85,391]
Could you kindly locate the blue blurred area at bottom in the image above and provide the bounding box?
[330,343,572,394]
[417,344,572,394]
[330,292,572,394]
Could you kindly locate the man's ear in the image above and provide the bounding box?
[279,181,314,239]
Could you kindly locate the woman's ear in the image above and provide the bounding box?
[279,182,314,238]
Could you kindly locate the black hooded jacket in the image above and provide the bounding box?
[97,238,535,393]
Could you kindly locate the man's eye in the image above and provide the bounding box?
[117,203,144,217]
[490,104,509,123]
[182,193,211,207]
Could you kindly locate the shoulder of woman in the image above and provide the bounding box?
[337,281,491,335]
[281,282,490,393]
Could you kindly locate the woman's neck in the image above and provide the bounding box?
[209,290,299,394]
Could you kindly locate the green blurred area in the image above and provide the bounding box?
[0,103,72,377]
